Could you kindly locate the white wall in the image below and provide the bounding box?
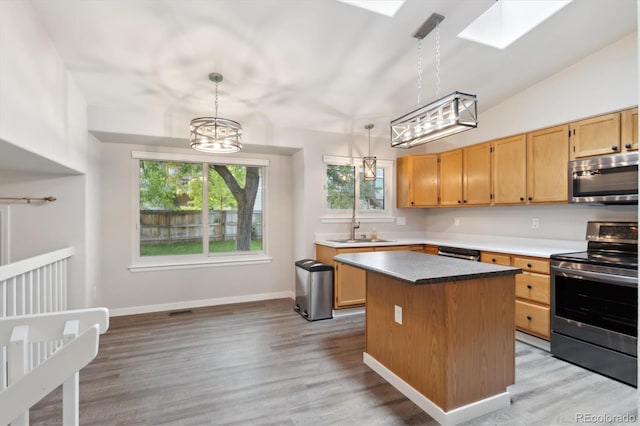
[0,1,98,309]
[0,173,94,308]
[0,1,89,174]
[98,142,294,312]
[418,33,639,241]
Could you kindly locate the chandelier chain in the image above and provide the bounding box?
[214,81,219,117]
[435,19,441,99]
[417,39,423,107]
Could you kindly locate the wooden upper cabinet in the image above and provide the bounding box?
[396,154,439,208]
[439,149,463,206]
[439,143,491,206]
[492,134,527,204]
[526,125,569,204]
[396,156,411,208]
[621,107,638,152]
[463,142,492,205]
[569,113,621,159]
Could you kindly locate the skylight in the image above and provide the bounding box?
[458,0,573,49]
[336,0,406,17]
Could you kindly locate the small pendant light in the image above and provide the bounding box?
[363,123,376,181]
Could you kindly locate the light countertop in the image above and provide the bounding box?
[316,232,587,258]
[334,250,521,285]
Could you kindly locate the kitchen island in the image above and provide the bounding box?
[334,250,521,426]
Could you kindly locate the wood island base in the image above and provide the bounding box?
[365,271,516,426]
[363,353,510,425]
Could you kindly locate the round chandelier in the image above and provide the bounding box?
[190,72,243,153]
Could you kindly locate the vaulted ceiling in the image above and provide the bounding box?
[31,0,637,143]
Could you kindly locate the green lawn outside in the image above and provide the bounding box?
[141,240,263,256]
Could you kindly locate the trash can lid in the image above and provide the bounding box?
[295,259,333,271]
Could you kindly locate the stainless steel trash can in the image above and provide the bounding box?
[294,259,333,321]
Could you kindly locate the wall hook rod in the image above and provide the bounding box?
[0,196,57,204]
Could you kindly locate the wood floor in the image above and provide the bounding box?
[30,298,637,425]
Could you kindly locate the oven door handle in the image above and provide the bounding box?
[552,266,638,288]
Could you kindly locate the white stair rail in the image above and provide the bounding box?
[0,247,75,318]
[0,308,109,426]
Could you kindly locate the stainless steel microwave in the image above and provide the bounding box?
[568,152,638,204]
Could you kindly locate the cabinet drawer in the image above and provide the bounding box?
[512,256,549,274]
[515,272,550,305]
[515,300,550,339]
[375,245,422,252]
[481,252,511,266]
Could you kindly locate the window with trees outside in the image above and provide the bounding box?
[135,153,266,264]
[324,156,392,219]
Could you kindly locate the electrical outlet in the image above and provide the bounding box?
[454,217,460,226]
[394,305,403,325]
[396,216,406,226]
[532,218,539,229]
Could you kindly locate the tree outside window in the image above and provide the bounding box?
[139,160,263,257]
[325,163,386,215]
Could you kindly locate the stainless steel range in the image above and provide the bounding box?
[550,221,638,387]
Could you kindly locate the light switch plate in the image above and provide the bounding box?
[394,305,403,325]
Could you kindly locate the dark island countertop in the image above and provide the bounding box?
[333,250,521,285]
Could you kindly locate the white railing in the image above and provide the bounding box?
[0,247,74,318]
[0,308,109,425]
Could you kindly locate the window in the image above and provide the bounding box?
[132,151,268,269]
[323,156,393,220]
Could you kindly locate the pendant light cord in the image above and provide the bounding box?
[435,19,441,99]
[417,39,422,108]
[214,80,219,118]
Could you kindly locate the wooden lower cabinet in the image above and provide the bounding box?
[480,251,511,266]
[315,244,425,309]
[424,244,439,255]
[375,245,424,252]
[481,251,551,340]
[515,300,550,339]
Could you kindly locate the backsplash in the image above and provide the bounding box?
[424,204,638,241]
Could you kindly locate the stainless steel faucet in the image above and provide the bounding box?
[350,197,360,241]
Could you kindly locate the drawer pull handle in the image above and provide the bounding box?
[527,284,532,289]
[625,143,632,149]
[527,263,532,268]
[491,258,496,263]
[526,315,532,321]
[611,145,619,151]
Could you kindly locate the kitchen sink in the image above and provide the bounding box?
[329,239,394,243]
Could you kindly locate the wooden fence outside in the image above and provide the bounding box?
[140,210,262,244]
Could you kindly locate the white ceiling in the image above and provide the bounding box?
[29,0,638,144]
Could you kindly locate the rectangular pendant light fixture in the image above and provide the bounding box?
[391,91,477,148]
[391,13,478,149]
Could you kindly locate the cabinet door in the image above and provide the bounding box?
[492,135,527,204]
[396,156,411,208]
[439,149,463,206]
[412,154,439,206]
[335,262,366,307]
[570,113,621,159]
[334,247,371,308]
[621,107,638,152]
[527,125,569,203]
[463,142,491,205]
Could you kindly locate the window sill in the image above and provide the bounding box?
[129,254,272,273]
[320,216,396,224]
